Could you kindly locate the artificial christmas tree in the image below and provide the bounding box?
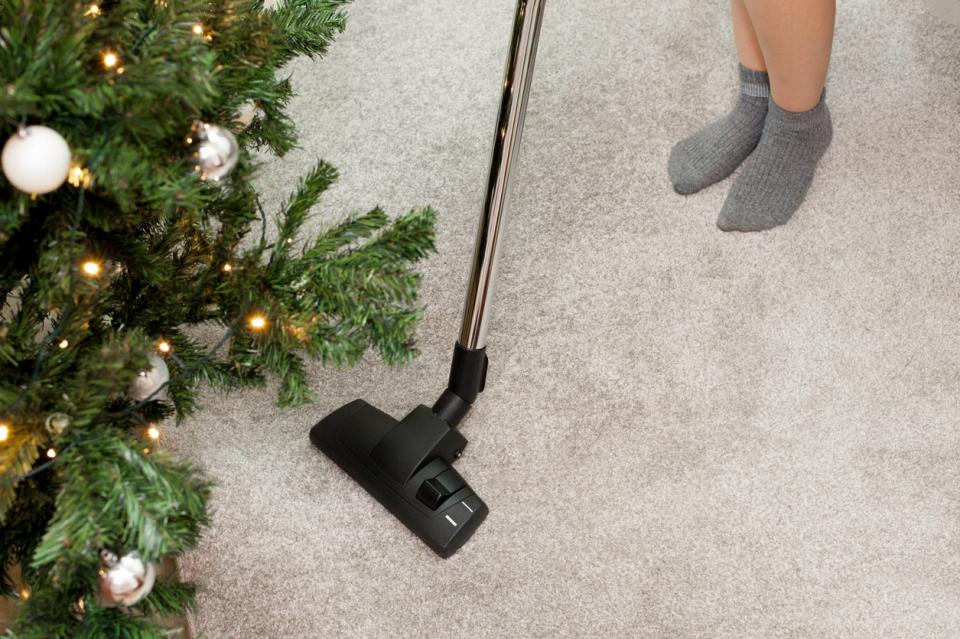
[0,1,436,636]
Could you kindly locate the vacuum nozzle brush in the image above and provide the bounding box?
[310,400,488,558]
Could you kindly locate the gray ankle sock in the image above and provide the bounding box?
[717,93,833,232]
[668,65,770,195]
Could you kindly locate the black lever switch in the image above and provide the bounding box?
[416,479,447,510]
[416,468,466,510]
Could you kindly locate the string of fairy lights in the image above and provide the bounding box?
[0,3,274,494]
[0,1,332,611]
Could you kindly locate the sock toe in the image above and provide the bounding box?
[716,203,784,232]
[668,146,701,195]
[715,207,739,232]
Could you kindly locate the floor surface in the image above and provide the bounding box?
[165,1,960,636]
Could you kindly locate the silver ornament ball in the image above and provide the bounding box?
[98,550,157,607]
[127,353,170,401]
[193,122,239,181]
[45,412,71,434]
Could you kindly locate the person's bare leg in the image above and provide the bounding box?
[717,0,835,231]
[741,0,834,112]
[667,1,772,194]
[731,0,766,72]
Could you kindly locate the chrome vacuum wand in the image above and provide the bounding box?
[310,0,546,558]
[433,0,546,428]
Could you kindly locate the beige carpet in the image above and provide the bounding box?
[165,1,960,636]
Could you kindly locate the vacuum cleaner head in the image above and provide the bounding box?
[310,400,488,558]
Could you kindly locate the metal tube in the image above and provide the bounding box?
[458,0,546,349]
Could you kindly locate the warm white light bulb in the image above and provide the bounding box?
[46,448,56,459]
[59,339,69,349]
[147,426,161,440]
[82,260,101,276]
[248,315,267,331]
[157,340,171,354]
[0,424,9,442]
[102,51,119,68]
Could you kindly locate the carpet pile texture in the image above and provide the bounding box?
[166,2,960,636]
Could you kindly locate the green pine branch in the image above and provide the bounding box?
[0,0,439,635]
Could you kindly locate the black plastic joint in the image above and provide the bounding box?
[432,389,471,427]
[431,343,488,427]
[448,342,488,404]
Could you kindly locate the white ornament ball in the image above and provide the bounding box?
[98,551,157,607]
[107,562,139,594]
[1,125,72,194]
[127,353,170,401]
[193,122,239,181]
[235,101,259,129]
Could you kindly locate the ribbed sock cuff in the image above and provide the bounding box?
[768,90,830,132]
[739,64,770,98]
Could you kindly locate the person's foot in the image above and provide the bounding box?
[717,94,832,232]
[668,65,770,195]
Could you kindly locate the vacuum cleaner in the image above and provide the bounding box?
[309,0,547,558]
